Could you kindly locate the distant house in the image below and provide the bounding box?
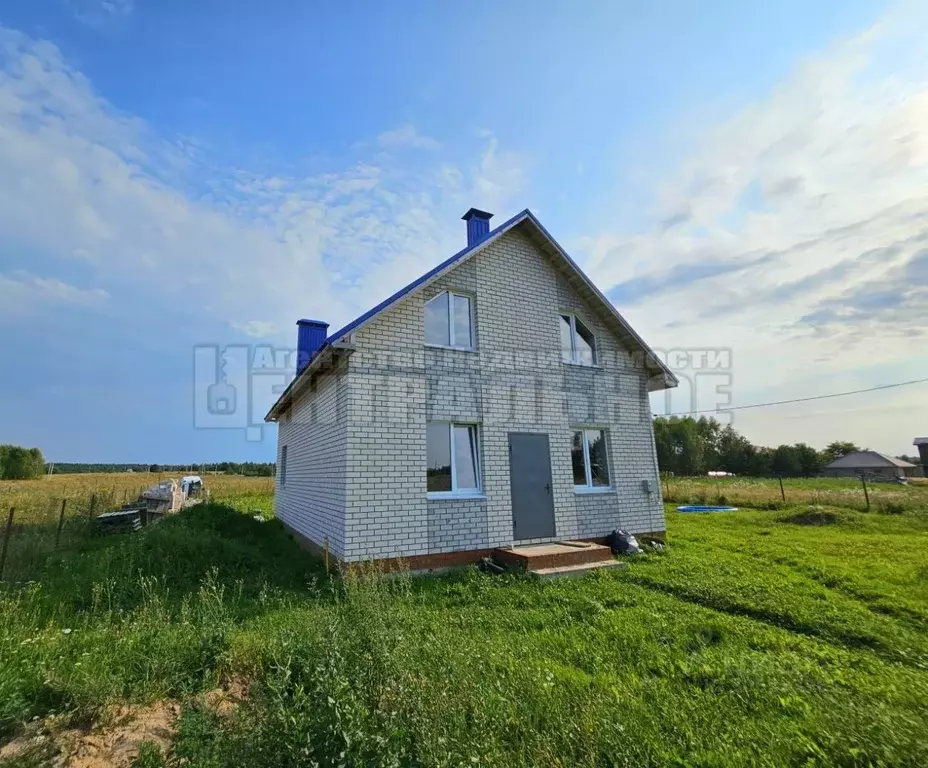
[915,438,928,474]
[265,207,677,569]
[823,451,918,482]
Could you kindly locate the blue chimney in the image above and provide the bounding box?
[296,319,329,374]
[462,208,493,247]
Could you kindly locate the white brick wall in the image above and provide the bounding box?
[274,358,349,558]
[331,224,666,562]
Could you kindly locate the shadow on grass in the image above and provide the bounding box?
[2,503,325,616]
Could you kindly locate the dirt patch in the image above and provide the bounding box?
[0,681,250,767]
[60,700,179,767]
[199,678,248,718]
[0,702,178,767]
[0,720,47,763]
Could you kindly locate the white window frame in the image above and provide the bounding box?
[560,312,597,366]
[572,428,613,494]
[426,421,484,499]
[279,445,288,488]
[425,291,476,351]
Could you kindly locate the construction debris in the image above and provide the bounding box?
[96,509,145,534]
[180,475,203,499]
[141,480,184,514]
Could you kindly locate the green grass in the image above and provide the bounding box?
[663,474,928,514]
[2,502,928,766]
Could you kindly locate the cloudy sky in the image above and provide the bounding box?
[1,0,925,462]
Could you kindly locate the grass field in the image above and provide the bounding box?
[0,475,927,766]
[0,473,276,522]
[663,473,928,514]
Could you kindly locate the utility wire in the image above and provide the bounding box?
[657,376,928,417]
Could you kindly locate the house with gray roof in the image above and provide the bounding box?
[264,208,677,569]
[823,451,918,482]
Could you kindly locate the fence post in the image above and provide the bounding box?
[778,475,786,502]
[87,493,97,520]
[0,508,15,580]
[54,499,68,549]
[860,473,871,511]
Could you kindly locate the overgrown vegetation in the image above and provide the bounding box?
[0,446,45,481]
[1,481,927,766]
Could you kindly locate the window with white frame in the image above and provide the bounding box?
[426,422,481,494]
[425,291,474,349]
[279,445,288,487]
[559,313,596,366]
[571,429,611,489]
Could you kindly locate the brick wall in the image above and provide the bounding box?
[275,359,349,558]
[336,223,666,562]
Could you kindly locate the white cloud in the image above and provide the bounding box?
[0,272,109,316]
[574,8,928,453]
[0,27,528,345]
[70,0,134,25]
[231,320,278,339]
[376,124,441,150]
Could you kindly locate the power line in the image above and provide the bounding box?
[657,376,928,417]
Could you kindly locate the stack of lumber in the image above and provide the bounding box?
[96,507,144,534]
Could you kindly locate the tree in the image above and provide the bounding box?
[653,416,720,475]
[794,443,823,477]
[747,447,774,477]
[771,445,803,477]
[822,441,860,464]
[716,425,757,475]
[654,416,859,478]
[0,445,45,479]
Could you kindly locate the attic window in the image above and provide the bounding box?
[560,314,596,366]
[425,291,474,350]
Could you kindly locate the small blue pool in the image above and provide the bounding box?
[676,505,739,513]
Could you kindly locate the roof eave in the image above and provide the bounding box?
[264,343,354,422]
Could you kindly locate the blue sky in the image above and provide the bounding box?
[1,0,926,462]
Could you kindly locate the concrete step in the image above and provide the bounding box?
[531,560,627,580]
[493,541,614,571]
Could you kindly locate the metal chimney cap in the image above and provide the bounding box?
[461,208,494,221]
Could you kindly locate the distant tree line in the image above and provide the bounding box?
[653,416,871,477]
[0,445,46,480]
[49,462,276,477]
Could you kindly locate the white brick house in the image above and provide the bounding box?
[266,208,677,568]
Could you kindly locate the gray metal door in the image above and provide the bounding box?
[509,432,556,541]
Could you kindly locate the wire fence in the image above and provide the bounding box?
[0,474,274,583]
[659,473,925,514]
[0,487,148,582]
